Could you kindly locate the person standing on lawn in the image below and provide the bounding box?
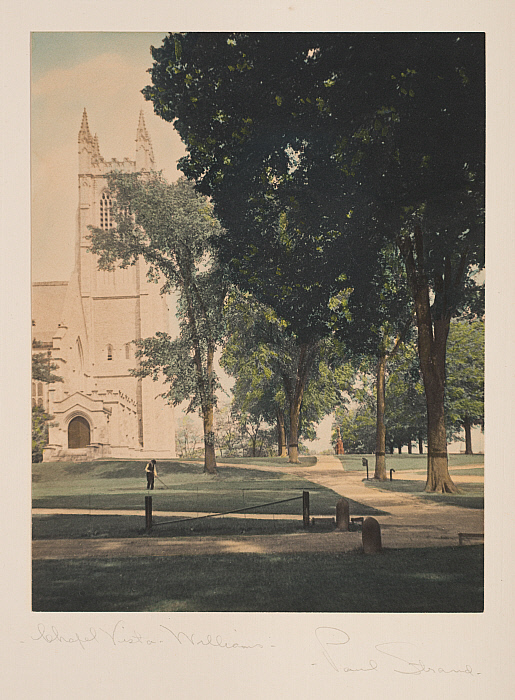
[145,459,157,490]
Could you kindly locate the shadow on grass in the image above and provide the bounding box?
[32,545,483,613]
[364,479,484,509]
[33,493,387,539]
[33,478,387,517]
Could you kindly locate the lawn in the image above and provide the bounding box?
[32,545,484,613]
[364,479,484,509]
[32,458,356,516]
[336,453,484,472]
[32,456,484,613]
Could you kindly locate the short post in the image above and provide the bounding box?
[145,496,153,533]
[390,468,395,481]
[362,516,382,554]
[362,457,369,480]
[302,491,310,529]
[335,498,350,531]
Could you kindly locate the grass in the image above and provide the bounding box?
[32,545,483,613]
[337,453,484,472]
[364,477,484,509]
[218,455,318,468]
[33,514,305,539]
[32,458,384,517]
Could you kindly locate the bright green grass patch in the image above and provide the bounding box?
[32,459,385,517]
[32,545,483,613]
[218,456,317,468]
[337,453,484,472]
[365,478,484,509]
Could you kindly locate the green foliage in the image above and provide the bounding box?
[32,350,62,461]
[175,415,203,458]
[383,340,427,451]
[144,33,483,485]
[221,290,355,448]
[334,406,376,454]
[32,353,63,384]
[445,319,484,436]
[144,32,484,338]
[32,405,52,462]
[89,173,228,470]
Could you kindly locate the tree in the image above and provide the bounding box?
[445,319,484,454]
[384,341,427,454]
[31,346,63,462]
[221,291,354,461]
[176,414,202,458]
[89,173,228,474]
[32,351,64,384]
[144,33,484,491]
[334,405,376,455]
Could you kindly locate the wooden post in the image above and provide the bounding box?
[145,496,153,532]
[303,491,310,529]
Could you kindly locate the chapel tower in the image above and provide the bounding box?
[37,110,176,461]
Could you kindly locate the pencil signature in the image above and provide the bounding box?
[315,626,480,675]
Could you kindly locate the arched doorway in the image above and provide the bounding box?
[68,416,91,448]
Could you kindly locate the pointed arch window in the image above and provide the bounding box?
[100,191,113,230]
[107,344,113,361]
[32,382,44,407]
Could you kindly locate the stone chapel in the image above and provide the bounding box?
[32,109,176,461]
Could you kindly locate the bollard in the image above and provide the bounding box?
[303,491,310,529]
[390,468,395,481]
[145,496,153,532]
[335,498,350,531]
[362,516,382,553]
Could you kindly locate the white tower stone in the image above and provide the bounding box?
[34,110,176,461]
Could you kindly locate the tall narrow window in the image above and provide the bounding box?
[125,343,131,359]
[100,191,113,230]
[107,344,113,361]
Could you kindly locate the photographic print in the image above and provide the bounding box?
[31,31,485,616]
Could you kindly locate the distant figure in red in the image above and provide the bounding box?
[145,459,157,490]
[335,427,345,455]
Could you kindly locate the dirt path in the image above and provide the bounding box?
[33,455,483,559]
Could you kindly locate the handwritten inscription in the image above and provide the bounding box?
[30,621,264,652]
[28,622,480,677]
[315,626,480,676]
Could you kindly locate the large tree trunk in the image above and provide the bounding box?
[464,415,473,455]
[416,299,457,493]
[398,226,458,494]
[287,342,317,464]
[289,397,302,464]
[277,409,288,457]
[202,341,217,475]
[202,403,217,474]
[374,351,387,480]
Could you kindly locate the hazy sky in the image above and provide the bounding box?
[31,32,186,282]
